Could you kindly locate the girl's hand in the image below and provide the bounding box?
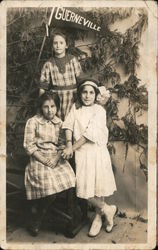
[61,146,73,160]
[33,151,60,168]
[45,156,59,169]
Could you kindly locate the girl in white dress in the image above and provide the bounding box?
[62,78,117,237]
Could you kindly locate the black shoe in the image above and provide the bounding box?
[28,219,42,237]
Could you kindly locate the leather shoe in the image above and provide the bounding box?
[27,216,42,237]
[88,213,102,237]
[104,205,118,233]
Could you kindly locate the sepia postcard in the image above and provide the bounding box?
[0,1,157,249]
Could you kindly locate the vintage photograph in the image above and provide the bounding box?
[0,1,157,249]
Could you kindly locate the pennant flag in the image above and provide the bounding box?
[50,7,101,32]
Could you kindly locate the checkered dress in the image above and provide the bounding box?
[40,54,82,120]
[23,115,76,200]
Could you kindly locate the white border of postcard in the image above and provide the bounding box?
[0,1,157,249]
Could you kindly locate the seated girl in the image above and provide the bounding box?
[23,92,75,236]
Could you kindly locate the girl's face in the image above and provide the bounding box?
[52,35,67,58]
[81,85,96,106]
[42,99,57,120]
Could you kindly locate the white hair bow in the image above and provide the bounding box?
[98,86,110,97]
[97,86,111,105]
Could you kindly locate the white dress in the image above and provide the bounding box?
[62,103,117,199]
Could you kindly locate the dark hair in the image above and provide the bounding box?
[77,83,99,107]
[51,32,68,45]
[38,92,60,115]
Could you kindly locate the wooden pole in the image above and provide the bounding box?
[35,7,55,70]
[27,8,55,94]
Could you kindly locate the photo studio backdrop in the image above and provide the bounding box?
[7,7,148,214]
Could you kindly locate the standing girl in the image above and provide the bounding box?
[23,92,75,236]
[62,79,117,237]
[40,32,82,121]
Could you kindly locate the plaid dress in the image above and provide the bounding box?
[23,115,76,200]
[40,54,82,120]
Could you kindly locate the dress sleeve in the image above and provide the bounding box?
[62,104,76,131]
[72,57,82,78]
[40,61,51,90]
[23,118,38,155]
[83,106,109,145]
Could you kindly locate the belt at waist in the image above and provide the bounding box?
[51,84,77,91]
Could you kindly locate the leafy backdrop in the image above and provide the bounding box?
[7,7,148,180]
